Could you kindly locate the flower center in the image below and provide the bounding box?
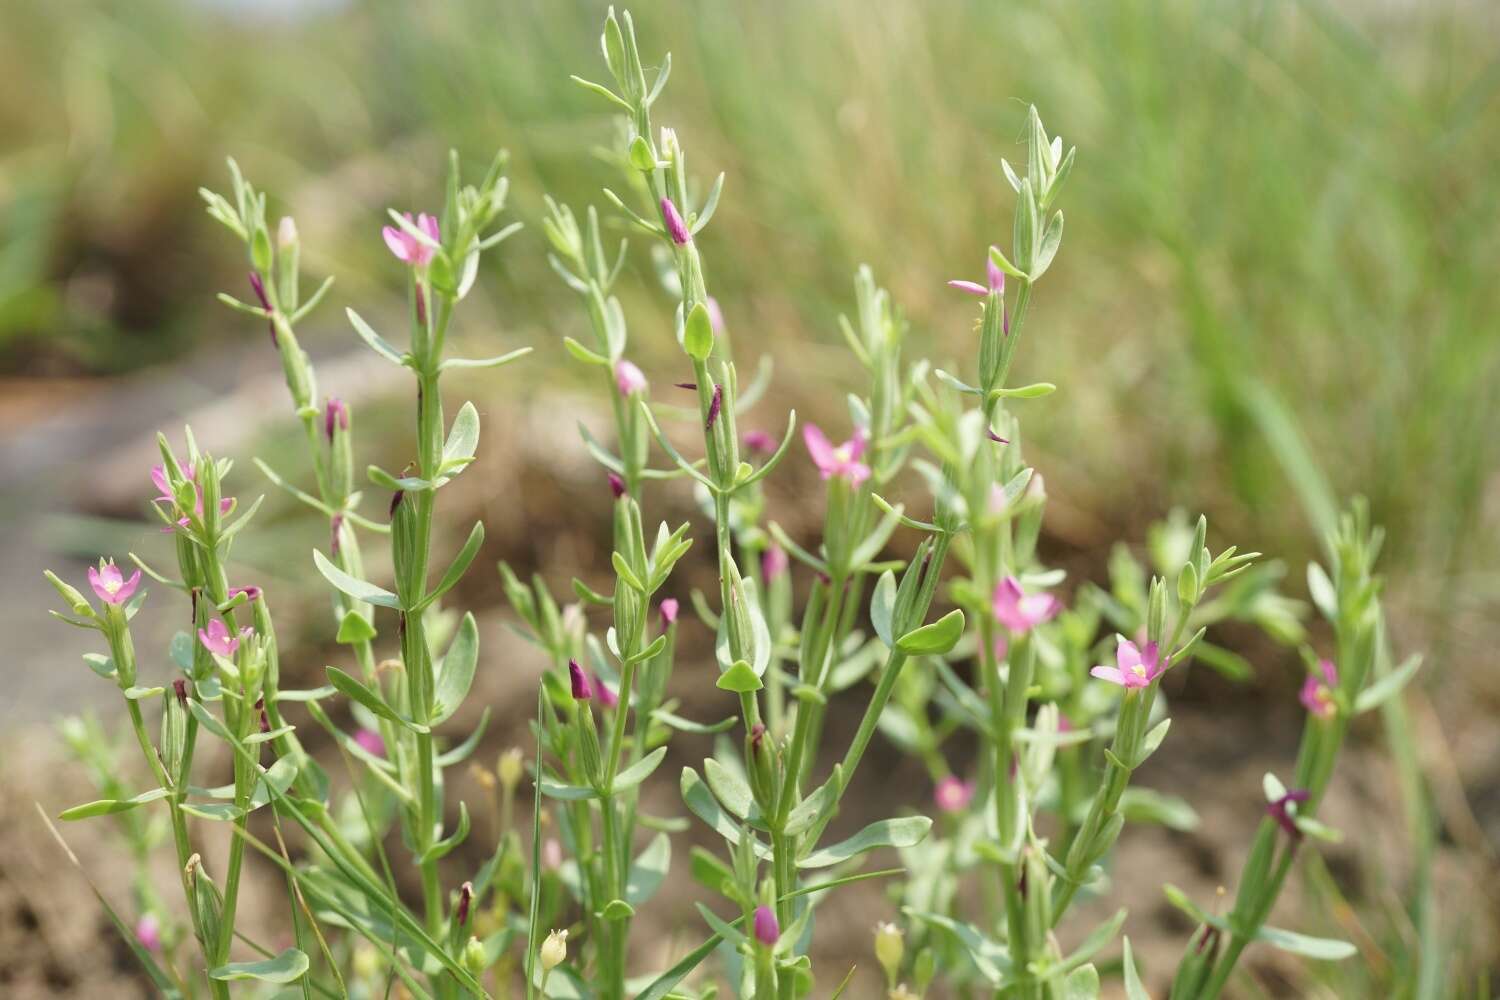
[104,579,121,594]
[834,444,853,464]
[1131,663,1148,677]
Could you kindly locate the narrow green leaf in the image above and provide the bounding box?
[896,609,966,655]
[431,612,479,725]
[60,787,170,820]
[612,746,668,794]
[346,308,405,365]
[210,947,310,983]
[799,816,932,868]
[326,666,428,733]
[312,550,400,609]
[1254,925,1357,961]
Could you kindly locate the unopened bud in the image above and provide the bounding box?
[462,935,487,975]
[497,747,524,790]
[455,881,473,927]
[539,928,568,971]
[875,921,904,985]
[568,660,592,701]
[277,216,299,250]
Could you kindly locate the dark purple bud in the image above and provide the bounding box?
[753,905,779,947]
[1017,864,1028,900]
[324,398,350,441]
[397,612,407,640]
[988,429,1010,444]
[248,272,277,346]
[705,384,723,431]
[674,382,698,391]
[173,678,189,706]
[389,490,405,519]
[248,271,271,309]
[608,472,627,499]
[1267,789,1311,840]
[569,660,593,701]
[255,697,270,734]
[1194,925,1221,955]
[661,197,691,245]
[456,881,473,926]
[750,722,767,753]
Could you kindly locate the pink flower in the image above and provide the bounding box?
[151,463,232,530]
[934,776,974,813]
[753,905,779,947]
[135,913,162,953]
[991,576,1059,634]
[324,398,349,441]
[608,472,627,499]
[198,619,252,657]
[659,598,680,625]
[803,425,870,487]
[1090,638,1166,689]
[1300,659,1338,720]
[569,660,593,701]
[229,585,261,603]
[595,673,619,709]
[743,429,777,455]
[615,360,648,396]
[762,543,788,582]
[381,212,440,267]
[660,197,691,245]
[354,728,385,758]
[948,254,1005,297]
[87,561,141,606]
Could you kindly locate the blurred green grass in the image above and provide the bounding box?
[4,0,1496,597]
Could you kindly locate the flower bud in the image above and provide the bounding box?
[497,747,524,790]
[615,359,648,396]
[874,922,904,985]
[608,472,627,499]
[539,928,568,970]
[462,935,487,975]
[569,660,592,701]
[753,905,779,947]
[277,216,299,251]
[661,197,691,245]
[455,881,473,927]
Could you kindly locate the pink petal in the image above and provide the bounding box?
[802,425,837,476]
[382,226,411,261]
[1117,639,1142,671]
[947,280,988,296]
[844,428,869,462]
[1090,666,1127,686]
[844,461,872,487]
[417,213,441,243]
